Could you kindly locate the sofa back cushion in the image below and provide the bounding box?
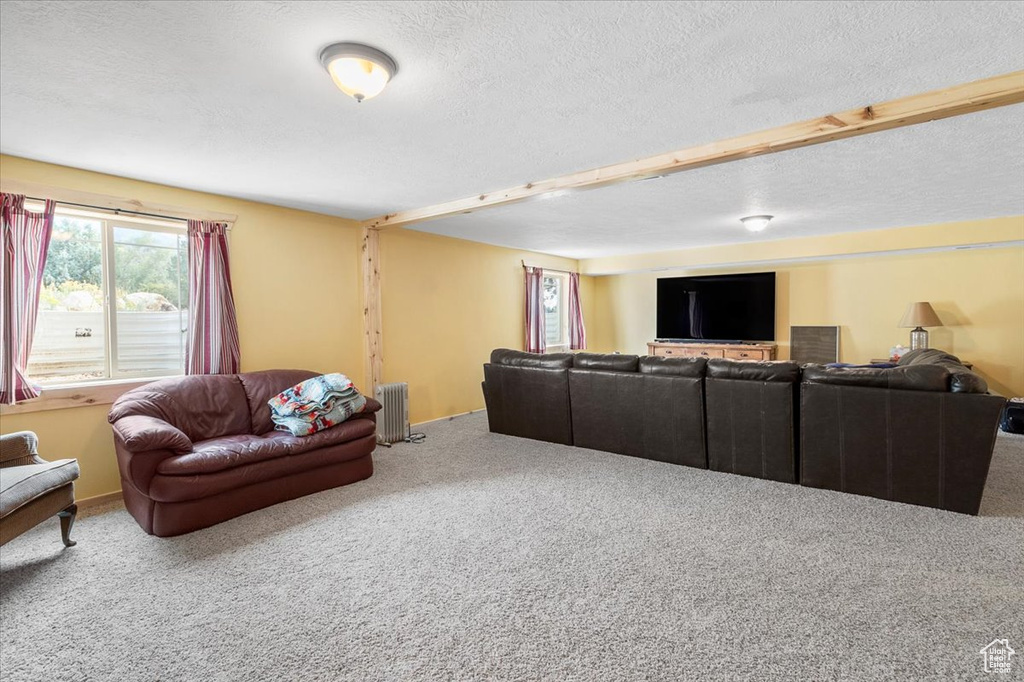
[638,356,707,377]
[573,353,639,372]
[109,374,252,442]
[801,364,949,392]
[239,369,320,435]
[490,348,573,369]
[707,358,800,382]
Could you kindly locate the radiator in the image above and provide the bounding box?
[375,382,410,444]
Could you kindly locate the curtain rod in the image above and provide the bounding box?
[24,196,190,223]
[521,260,577,275]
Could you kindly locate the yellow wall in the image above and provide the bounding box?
[587,236,1024,397]
[0,155,366,499]
[378,228,589,424]
[3,153,1021,499]
[582,216,1024,274]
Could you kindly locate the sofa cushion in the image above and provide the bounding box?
[490,348,573,369]
[239,369,320,435]
[148,434,376,503]
[158,434,290,476]
[707,359,800,383]
[0,459,80,517]
[260,415,377,456]
[638,356,707,377]
[802,364,949,392]
[573,353,639,372]
[156,417,377,476]
[109,374,252,442]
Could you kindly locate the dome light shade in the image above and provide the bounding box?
[319,43,398,102]
[740,214,773,232]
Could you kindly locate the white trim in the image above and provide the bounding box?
[411,408,487,429]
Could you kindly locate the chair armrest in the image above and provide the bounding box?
[111,416,192,455]
[0,431,46,467]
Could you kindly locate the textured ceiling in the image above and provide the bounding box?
[1,0,1022,258]
[425,106,1024,258]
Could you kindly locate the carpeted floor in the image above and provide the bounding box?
[1,413,1022,681]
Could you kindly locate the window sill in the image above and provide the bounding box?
[0,376,176,416]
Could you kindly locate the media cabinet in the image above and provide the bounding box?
[647,341,778,361]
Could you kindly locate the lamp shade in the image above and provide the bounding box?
[898,302,942,328]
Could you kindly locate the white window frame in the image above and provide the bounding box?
[27,204,188,389]
[542,272,570,353]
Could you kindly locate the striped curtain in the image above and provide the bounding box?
[568,272,587,350]
[186,220,240,374]
[0,194,56,404]
[524,266,545,354]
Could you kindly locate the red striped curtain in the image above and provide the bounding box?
[186,220,240,374]
[524,266,545,354]
[568,272,587,350]
[0,194,56,404]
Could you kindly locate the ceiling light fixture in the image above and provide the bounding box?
[740,215,774,232]
[319,42,398,103]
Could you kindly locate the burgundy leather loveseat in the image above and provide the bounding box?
[108,370,380,536]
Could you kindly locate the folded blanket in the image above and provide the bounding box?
[269,373,368,437]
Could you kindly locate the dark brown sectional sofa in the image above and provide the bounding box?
[482,348,1005,515]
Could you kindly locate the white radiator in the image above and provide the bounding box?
[375,382,410,444]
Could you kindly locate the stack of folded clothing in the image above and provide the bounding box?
[268,373,368,436]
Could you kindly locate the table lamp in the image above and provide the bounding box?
[899,302,942,350]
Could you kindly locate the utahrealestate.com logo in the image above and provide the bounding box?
[980,639,1015,674]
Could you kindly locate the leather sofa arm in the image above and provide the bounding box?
[111,415,193,455]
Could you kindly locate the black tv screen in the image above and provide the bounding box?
[656,272,776,342]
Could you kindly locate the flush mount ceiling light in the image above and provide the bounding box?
[319,42,398,102]
[740,215,774,232]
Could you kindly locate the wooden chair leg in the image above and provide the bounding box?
[58,504,78,547]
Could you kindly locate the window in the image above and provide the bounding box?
[27,207,188,386]
[543,273,569,351]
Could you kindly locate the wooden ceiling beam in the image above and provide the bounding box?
[363,70,1024,231]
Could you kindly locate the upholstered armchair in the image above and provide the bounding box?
[0,431,80,547]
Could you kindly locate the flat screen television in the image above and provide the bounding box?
[656,272,776,343]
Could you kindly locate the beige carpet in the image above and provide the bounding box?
[1,413,1022,681]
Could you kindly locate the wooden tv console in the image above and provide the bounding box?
[647,341,778,361]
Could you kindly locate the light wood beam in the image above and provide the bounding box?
[361,226,383,394]
[363,70,1024,230]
